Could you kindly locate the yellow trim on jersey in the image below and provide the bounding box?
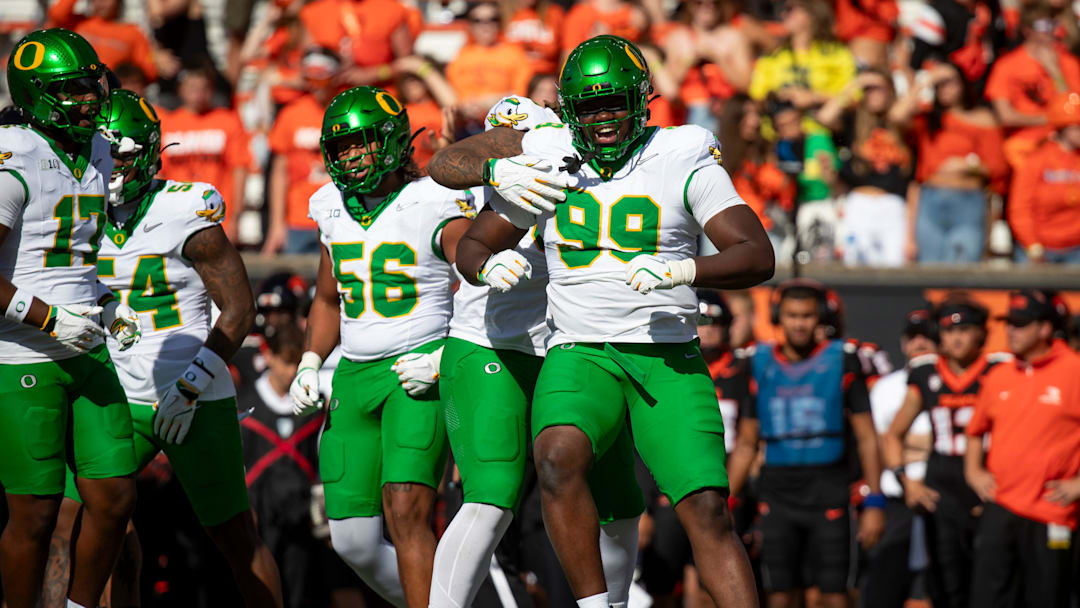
[331,240,366,317]
[371,242,418,319]
[607,194,661,263]
[130,254,183,331]
[554,199,600,270]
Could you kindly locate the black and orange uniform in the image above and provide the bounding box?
[238,373,330,608]
[747,339,871,594]
[639,349,753,597]
[907,349,1009,608]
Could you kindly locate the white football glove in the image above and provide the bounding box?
[154,382,199,444]
[391,347,443,396]
[153,347,227,444]
[290,351,325,415]
[42,305,105,353]
[102,299,141,351]
[484,155,570,215]
[479,250,532,293]
[624,255,697,295]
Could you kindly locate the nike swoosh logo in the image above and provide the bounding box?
[143,222,162,233]
[684,352,698,359]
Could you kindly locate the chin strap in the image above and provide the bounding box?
[560,148,596,174]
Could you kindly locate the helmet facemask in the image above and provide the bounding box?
[559,83,650,163]
[97,89,162,205]
[322,122,409,196]
[41,70,110,142]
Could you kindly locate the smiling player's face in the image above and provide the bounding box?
[577,94,631,147]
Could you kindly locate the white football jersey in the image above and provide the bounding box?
[97,180,233,405]
[491,124,746,347]
[310,177,472,362]
[448,97,557,355]
[0,125,112,363]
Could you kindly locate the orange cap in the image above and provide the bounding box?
[1047,91,1080,128]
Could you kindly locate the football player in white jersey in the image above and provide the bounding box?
[41,89,284,607]
[0,29,143,608]
[288,86,474,608]
[394,95,644,608]
[432,35,772,607]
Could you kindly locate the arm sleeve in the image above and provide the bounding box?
[844,351,872,414]
[965,378,994,436]
[488,192,537,229]
[685,136,747,226]
[430,188,476,259]
[735,364,755,423]
[0,170,27,229]
[741,356,759,420]
[176,186,227,260]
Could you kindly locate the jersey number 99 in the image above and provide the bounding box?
[554,191,660,268]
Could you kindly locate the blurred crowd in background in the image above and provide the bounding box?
[3,0,1080,267]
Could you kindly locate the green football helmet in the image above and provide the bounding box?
[6,28,110,143]
[557,35,652,162]
[320,86,413,196]
[98,89,162,205]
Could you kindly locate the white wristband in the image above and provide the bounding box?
[5,287,34,324]
[299,351,323,372]
[668,258,697,287]
[180,346,228,394]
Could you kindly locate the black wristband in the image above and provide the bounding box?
[41,306,58,334]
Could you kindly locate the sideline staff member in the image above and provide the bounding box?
[965,290,1080,608]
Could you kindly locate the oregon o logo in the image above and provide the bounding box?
[114,233,125,245]
[20,374,37,388]
[14,300,25,313]
[374,91,403,116]
[13,41,45,71]
[484,362,501,374]
[73,167,82,179]
[559,343,576,350]
[328,398,339,411]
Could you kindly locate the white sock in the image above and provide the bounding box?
[429,502,513,608]
[599,516,640,607]
[329,516,406,607]
[577,591,610,608]
[66,601,89,608]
